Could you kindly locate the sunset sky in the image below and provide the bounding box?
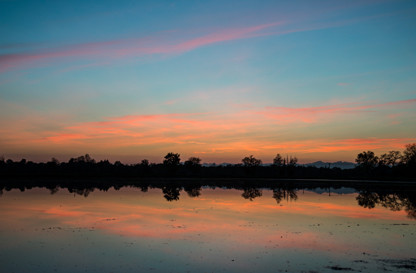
[1,0,415,164]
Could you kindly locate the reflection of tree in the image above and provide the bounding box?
[356,191,379,209]
[272,188,298,204]
[357,191,416,219]
[242,188,262,201]
[140,186,148,192]
[162,186,181,201]
[49,187,59,195]
[184,186,201,197]
[68,187,94,197]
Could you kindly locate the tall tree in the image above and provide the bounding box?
[402,143,416,167]
[184,157,201,167]
[242,155,262,167]
[163,152,181,166]
[355,151,378,169]
[273,154,283,166]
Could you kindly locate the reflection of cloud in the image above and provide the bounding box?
[44,207,89,218]
[40,190,408,241]
[1,188,412,258]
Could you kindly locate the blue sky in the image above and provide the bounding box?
[1,0,415,163]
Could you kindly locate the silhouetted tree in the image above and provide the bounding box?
[273,154,283,166]
[356,151,378,169]
[184,157,201,167]
[288,156,298,166]
[378,154,388,167]
[48,157,60,165]
[141,159,149,166]
[69,154,95,164]
[163,152,181,166]
[402,143,416,167]
[379,151,401,167]
[242,155,262,167]
[86,154,96,163]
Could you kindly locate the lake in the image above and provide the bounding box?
[0,181,415,272]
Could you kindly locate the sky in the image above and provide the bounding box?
[1,0,416,164]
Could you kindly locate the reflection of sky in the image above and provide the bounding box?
[1,1,416,163]
[0,188,415,272]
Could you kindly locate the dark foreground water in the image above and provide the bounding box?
[0,183,415,272]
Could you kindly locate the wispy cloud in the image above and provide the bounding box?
[0,22,283,72]
[2,97,415,162]
[1,11,383,73]
[260,98,416,124]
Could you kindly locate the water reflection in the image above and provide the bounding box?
[1,179,415,219]
[272,188,298,204]
[357,191,416,219]
[0,181,415,273]
[162,185,181,201]
[241,188,262,201]
[184,185,202,197]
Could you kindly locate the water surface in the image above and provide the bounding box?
[0,184,415,272]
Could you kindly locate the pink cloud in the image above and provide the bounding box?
[0,22,283,72]
[258,138,416,156]
[38,108,416,160]
[261,98,416,124]
[2,97,415,162]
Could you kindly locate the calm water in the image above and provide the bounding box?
[0,184,415,273]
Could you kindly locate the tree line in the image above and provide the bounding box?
[0,143,415,179]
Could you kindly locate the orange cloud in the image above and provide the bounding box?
[2,96,415,163]
[260,98,416,124]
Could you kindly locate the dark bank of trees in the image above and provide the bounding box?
[0,144,415,180]
[353,143,416,179]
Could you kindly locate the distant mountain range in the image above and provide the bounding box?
[303,161,356,169]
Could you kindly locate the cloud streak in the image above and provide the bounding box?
[2,97,415,162]
[1,12,379,73]
[0,22,283,72]
[261,98,416,123]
